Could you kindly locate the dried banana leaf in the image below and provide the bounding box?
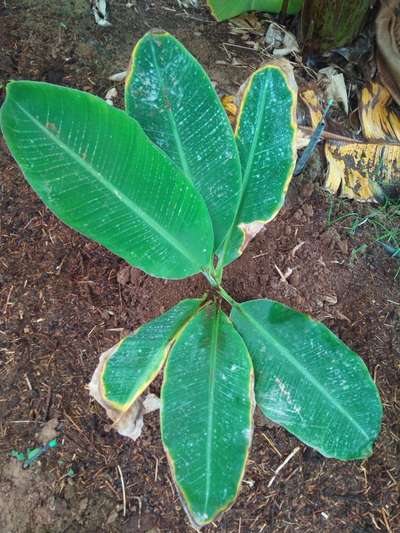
[359,82,400,142]
[325,141,400,201]
[325,81,400,201]
[300,88,323,129]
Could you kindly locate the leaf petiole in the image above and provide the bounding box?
[217,285,238,308]
[202,269,219,287]
[201,268,238,308]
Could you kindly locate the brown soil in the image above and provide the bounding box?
[1,1,399,532]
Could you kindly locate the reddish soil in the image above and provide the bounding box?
[1,1,399,532]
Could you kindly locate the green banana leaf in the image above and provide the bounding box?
[101,298,204,410]
[218,62,297,268]
[0,81,214,280]
[161,303,254,527]
[207,0,304,21]
[231,299,382,460]
[125,31,242,250]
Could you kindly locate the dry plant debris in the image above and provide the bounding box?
[324,81,400,201]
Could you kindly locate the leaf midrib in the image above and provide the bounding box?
[237,305,370,440]
[204,307,219,514]
[149,40,194,184]
[217,77,269,268]
[239,66,269,193]
[14,98,199,269]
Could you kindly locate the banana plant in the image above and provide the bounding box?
[207,0,304,21]
[300,0,374,53]
[1,31,382,529]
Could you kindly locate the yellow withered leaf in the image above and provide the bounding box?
[325,81,400,201]
[221,94,238,125]
[325,141,400,201]
[300,87,323,129]
[359,82,400,142]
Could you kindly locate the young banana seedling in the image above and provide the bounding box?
[0,31,382,529]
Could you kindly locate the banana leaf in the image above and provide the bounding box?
[208,0,303,21]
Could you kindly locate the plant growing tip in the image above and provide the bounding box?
[0,29,382,529]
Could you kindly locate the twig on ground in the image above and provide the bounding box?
[117,465,126,517]
[268,446,300,487]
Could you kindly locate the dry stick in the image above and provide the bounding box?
[262,432,282,457]
[24,374,33,391]
[117,465,127,517]
[154,457,159,482]
[268,446,300,487]
[134,496,142,528]
[381,507,393,533]
[43,384,52,421]
[2,285,13,314]
[252,251,269,259]
[7,420,35,424]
